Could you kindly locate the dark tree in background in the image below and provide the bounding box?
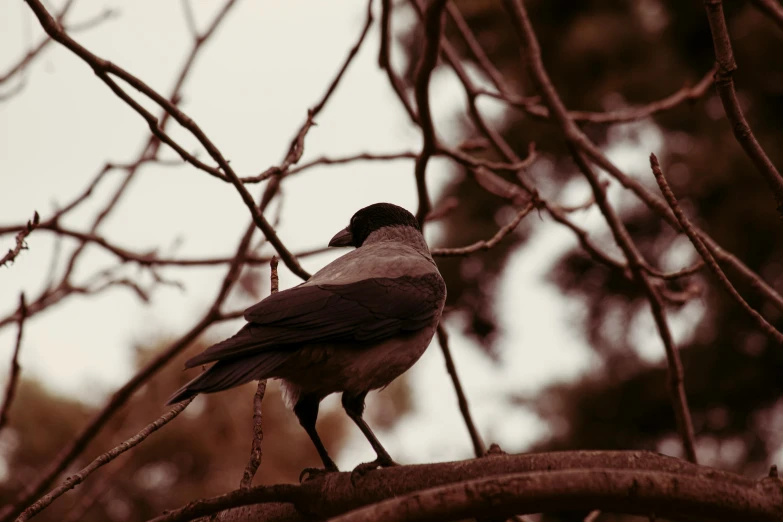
[406,0,783,482]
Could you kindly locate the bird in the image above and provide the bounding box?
[167,202,446,476]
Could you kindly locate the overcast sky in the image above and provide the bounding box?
[0,0,697,467]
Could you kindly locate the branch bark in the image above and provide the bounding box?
[149,451,782,522]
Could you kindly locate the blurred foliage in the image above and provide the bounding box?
[0,338,411,521]
[402,0,783,518]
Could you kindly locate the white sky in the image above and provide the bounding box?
[0,0,691,467]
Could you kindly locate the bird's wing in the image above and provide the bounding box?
[184,272,445,367]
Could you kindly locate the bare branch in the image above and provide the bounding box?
[0,0,76,87]
[16,398,194,522]
[0,295,27,432]
[703,0,783,216]
[413,0,448,224]
[22,0,312,280]
[239,257,278,489]
[432,202,534,257]
[0,212,39,267]
[331,468,782,522]
[251,0,375,183]
[650,154,783,344]
[436,325,485,457]
[1,201,262,522]
[478,65,717,125]
[752,0,783,31]
[146,451,782,522]
[501,0,698,463]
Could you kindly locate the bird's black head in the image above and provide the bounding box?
[329,203,420,248]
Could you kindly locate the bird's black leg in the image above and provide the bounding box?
[294,395,338,480]
[342,391,397,478]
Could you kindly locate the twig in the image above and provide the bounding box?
[501,0,698,463]
[1,212,39,267]
[432,202,534,257]
[16,398,194,521]
[445,2,511,96]
[378,0,418,124]
[23,0,311,280]
[478,65,717,125]
[584,510,601,522]
[436,325,485,457]
[239,257,278,489]
[413,0,448,224]
[0,295,27,432]
[0,0,76,86]
[1,209,259,522]
[579,133,783,312]
[650,154,783,344]
[752,0,783,31]
[703,0,783,216]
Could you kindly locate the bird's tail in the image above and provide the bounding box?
[166,351,290,405]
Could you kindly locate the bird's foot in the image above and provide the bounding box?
[299,465,338,483]
[350,456,398,486]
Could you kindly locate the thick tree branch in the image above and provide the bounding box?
[332,468,783,522]
[148,451,782,522]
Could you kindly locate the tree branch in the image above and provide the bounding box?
[650,154,783,344]
[0,294,27,432]
[432,202,534,257]
[501,0,698,463]
[436,325,484,457]
[17,398,194,521]
[703,0,783,216]
[413,0,448,224]
[147,451,782,522]
[0,212,39,267]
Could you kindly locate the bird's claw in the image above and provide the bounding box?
[299,466,336,483]
[350,457,398,486]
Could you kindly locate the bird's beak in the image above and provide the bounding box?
[328,226,353,247]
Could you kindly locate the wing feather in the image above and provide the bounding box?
[185,273,445,367]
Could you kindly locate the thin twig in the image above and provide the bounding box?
[23,0,311,280]
[1,212,39,267]
[650,154,783,344]
[16,398,194,521]
[751,0,783,31]
[584,510,601,522]
[1,205,260,522]
[432,202,534,257]
[478,65,717,125]
[703,0,783,216]
[239,257,278,489]
[0,295,27,432]
[436,325,485,457]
